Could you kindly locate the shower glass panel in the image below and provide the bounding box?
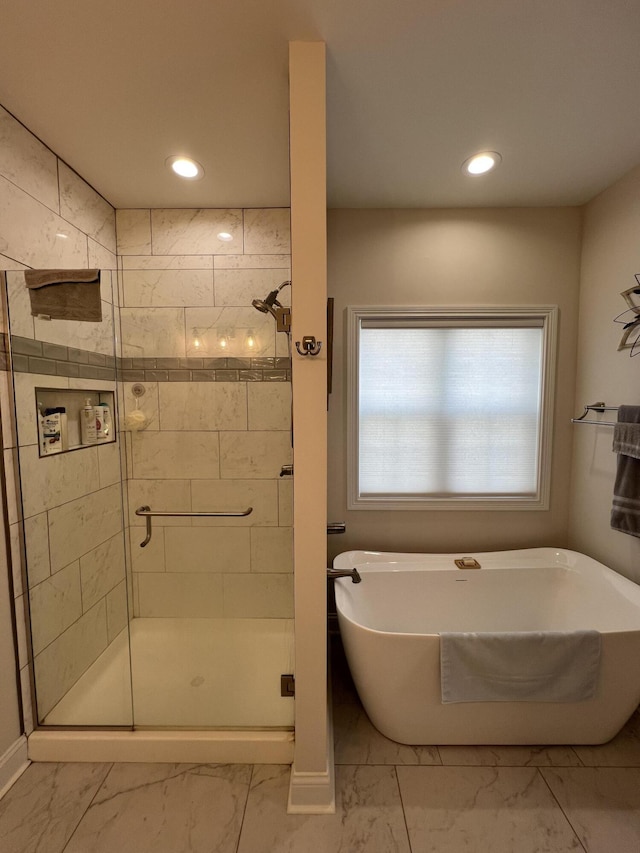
[5,269,134,727]
[119,223,294,728]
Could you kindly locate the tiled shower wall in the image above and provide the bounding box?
[0,104,121,725]
[117,209,294,620]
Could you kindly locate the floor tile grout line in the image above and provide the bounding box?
[234,763,255,853]
[535,767,588,853]
[60,761,114,853]
[393,764,415,853]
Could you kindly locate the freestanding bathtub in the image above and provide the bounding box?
[333,547,640,745]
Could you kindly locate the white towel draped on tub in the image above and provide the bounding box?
[440,631,601,704]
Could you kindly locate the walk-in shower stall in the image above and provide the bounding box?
[5,213,295,759]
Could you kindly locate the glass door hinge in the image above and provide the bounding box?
[280,674,295,697]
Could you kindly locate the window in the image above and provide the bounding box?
[347,306,557,510]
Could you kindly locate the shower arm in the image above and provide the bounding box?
[135,505,253,548]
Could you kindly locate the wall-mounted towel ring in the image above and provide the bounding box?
[295,336,322,356]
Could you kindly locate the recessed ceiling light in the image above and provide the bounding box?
[462,151,502,176]
[166,155,204,180]
[217,232,234,242]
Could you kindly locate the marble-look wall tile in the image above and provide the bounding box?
[0,176,88,269]
[137,572,223,617]
[214,253,290,270]
[0,253,29,270]
[192,479,278,527]
[9,521,25,598]
[127,478,191,527]
[0,762,111,853]
[0,105,59,212]
[13,593,29,668]
[219,431,292,479]
[248,383,292,430]
[151,209,243,255]
[278,479,293,526]
[129,525,165,572]
[88,239,117,273]
[119,307,185,358]
[131,430,220,479]
[106,580,128,642]
[0,368,17,449]
[4,448,20,525]
[238,764,410,853]
[122,254,213,270]
[214,268,289,308]
[58,162,116,254]
[243,208,290,254]
[158,382,246,431]
[397,765,582,853]
[19,444,99,518]
[79,533,126,612]
[116,209,152,255]
[6,269,36,338]
[34,599,108,718]
[29,561,82,655]
[164,527,251,573]
[250,527,293,573]
[62,763,251,853]
[48,483,124,573]
[98,441,122,489]
[223,573,293,617]
[122,268,214,307]
[185,306,275,357]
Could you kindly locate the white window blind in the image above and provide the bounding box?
[348,307,556,510]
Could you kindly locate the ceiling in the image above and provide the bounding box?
[1,0,640,210]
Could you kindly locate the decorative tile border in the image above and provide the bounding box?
[3,335,291,382]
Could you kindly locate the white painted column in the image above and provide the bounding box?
[287,41,333,813]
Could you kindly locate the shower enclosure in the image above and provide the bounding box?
[5,209,295,748]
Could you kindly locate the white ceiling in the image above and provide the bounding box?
[1,0,640,210]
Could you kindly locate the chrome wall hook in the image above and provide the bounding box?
[295,336,322,356]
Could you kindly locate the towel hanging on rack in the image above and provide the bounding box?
[24,269,102,322]
[611,405,640,538]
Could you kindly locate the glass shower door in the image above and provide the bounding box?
[5,268,134,727]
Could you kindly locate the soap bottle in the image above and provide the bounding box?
[41,407,63,455]
[80,398,97,444]
[95,403,113,442]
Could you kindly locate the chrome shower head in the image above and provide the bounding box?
[251,281,291,323]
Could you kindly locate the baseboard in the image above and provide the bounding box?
[287,691,336,814]
[0,735,29,800]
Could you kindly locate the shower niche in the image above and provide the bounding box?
[36,387,116,456]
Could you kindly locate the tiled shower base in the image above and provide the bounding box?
[28,618,295,764]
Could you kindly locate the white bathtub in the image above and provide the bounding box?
[333,547,640,745]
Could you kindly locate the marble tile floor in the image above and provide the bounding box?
[2,639,640,852]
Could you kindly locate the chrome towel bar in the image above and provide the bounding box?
[135,505,253,548]
[571,402,619,427]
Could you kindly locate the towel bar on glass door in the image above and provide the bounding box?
[571,402,619,427]
[135,505,253,548]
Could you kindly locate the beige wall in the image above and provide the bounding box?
[327,208,583,560]
[568,164,640,581]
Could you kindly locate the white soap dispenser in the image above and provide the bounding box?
[80,398,97,444]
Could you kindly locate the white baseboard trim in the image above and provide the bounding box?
[0,736,29,800]
[287,696,335,814]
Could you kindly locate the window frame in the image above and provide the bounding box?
[347,305,558,511]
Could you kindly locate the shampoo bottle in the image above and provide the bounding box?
[80,398,97,444]
[95,403,113,441]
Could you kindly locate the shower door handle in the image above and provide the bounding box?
[135,505,253,548]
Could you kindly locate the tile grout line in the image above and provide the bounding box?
[535,767,588,853]
[393,764,415,853]
[234,763,256,853]
[59,761,114,853]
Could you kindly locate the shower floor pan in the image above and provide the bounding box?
[42,617,295,729]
